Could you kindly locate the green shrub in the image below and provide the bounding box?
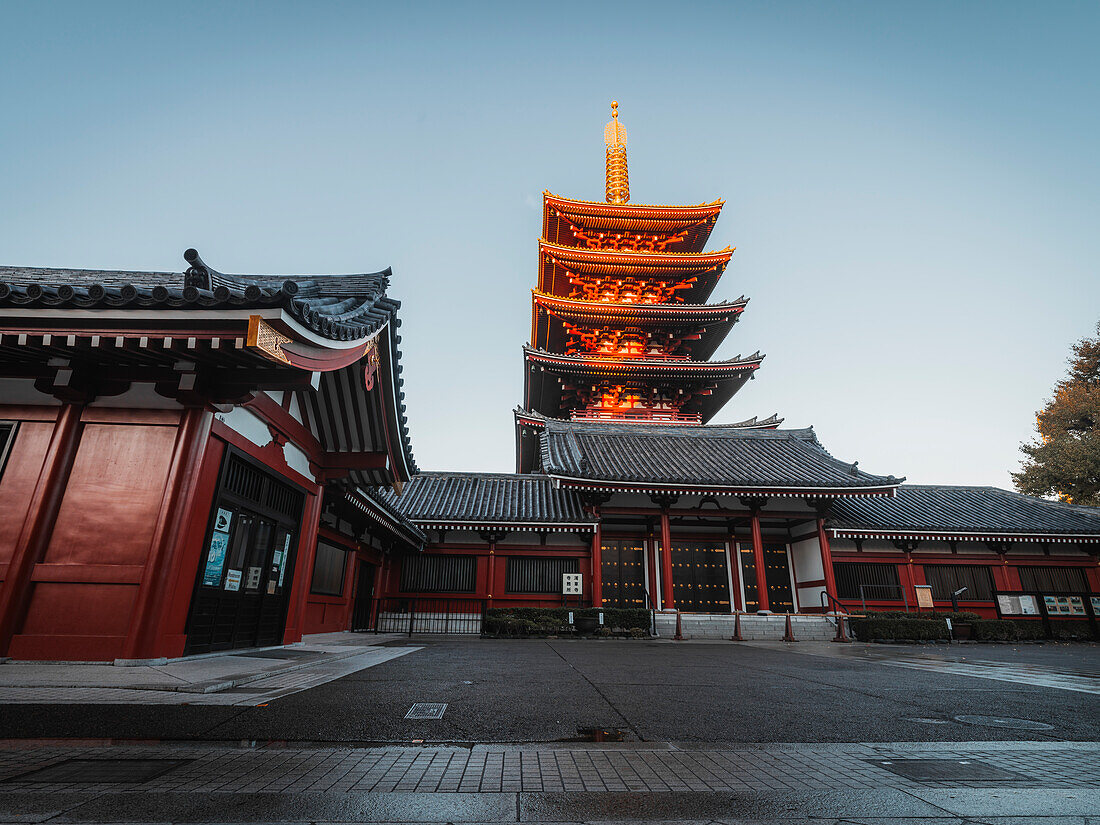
[862,610,981,623]
[629,627,648,639]
[483,606,651,636]
[1010,620,1046,640]
[850,616,949,641]
[1049,620,1097,641]
[970,619,1018,641]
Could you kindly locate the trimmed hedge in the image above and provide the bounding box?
[483,607,650,636]
[850,616,949,642]
[1050,620,1097,641]
[860,610,982,623]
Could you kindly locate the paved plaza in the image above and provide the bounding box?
[0,637,1097,822]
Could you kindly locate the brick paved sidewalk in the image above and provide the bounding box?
[0,740,1096,795]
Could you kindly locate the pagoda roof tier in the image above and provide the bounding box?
[543,192,724,254]
[537,418,902,498]
[523,347,762,423]
[531,292,747,361]
[514,408,784,472]
[538,240,733,303]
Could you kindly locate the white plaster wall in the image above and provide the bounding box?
[283,440,314,481]
[287,393,303,424]
[265,390,284,406]
[0,377,59,405]
[214,406,271,448]
[790,536,823,582]
[89,382,183,409]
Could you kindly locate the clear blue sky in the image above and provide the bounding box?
[2,2,1097,488]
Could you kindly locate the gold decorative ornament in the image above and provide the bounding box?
[246,315,292,365]
[604,101,629,204]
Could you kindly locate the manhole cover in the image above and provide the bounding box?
[7,759,191,784]
[870,759,1028,782]
[954,715,1054,731]
[405,702,447,720]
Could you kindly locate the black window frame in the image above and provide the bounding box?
[505,556,580,594]
[1017,566,1089,593]
[833,561,902,601]
[399,554,477,594]
[310,540,350,597]
[923,564,995,601]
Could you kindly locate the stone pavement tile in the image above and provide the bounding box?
[904,788,1100,817]
[43,791,517,823]
[0,792,104,823]
[517,789,949,821]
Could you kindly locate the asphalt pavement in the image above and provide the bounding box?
[0,639,1096,744]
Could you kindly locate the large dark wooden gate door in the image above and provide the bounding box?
[600,540,646,608]
[671,542,731,613]
[351,561,376,631]
[185,452,305,655]
[738,543,795,612]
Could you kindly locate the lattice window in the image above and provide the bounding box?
[505,557,580,594]
[923,565,994,601]
[400,555,476,594]
[1018,566,1088,593]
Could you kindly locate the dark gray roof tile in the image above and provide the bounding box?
[830,485,1100,537]
[539,417,900,493]
[385,472,595,527]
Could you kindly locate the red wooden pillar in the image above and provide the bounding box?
[660,509,674,610]
[816,518,838,610]
[591,518,603,608]
[750,510,770,612]
[282,487,323,644]
[0,403,84,656]
[123,407,213,660]
[487,544,496,602]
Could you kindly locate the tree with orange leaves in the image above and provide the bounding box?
[1013,323,1100,506]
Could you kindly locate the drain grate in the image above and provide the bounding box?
[870,758,1028,782]
[7,759,191,784]
[954,715,1054,731]
[405,702,447,720]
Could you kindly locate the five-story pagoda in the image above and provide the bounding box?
[518,103,777,473]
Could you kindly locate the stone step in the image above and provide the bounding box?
[653,613,846,641]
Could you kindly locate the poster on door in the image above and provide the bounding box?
[225,569,242,592]
[203,531,230,586]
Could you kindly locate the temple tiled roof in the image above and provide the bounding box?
[385,472,596,531]
[0,248,417,480]
[0,248,399,343]
[538,418,901,496]
[829,485,1100,540]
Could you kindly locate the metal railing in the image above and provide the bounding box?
[569,409,703,424]
[856,583,909,613]
[362,597,487,636]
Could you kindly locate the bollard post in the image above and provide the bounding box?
[674,610,684,641]
[783,612,797,642]
[730,610,744,642]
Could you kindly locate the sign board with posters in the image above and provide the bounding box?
[1043,595,1086,616]
[996,594,1040,616]
[562,573,583,595]
[914,585,935,609]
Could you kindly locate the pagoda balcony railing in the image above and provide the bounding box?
[570,409,703,425]
[571,351,694,361]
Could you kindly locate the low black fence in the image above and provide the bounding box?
[353,597,487,635]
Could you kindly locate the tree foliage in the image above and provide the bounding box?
[1012,323,1100,506]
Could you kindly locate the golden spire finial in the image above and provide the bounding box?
[604,100,629,204]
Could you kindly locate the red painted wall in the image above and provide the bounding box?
[8,409,182,661]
